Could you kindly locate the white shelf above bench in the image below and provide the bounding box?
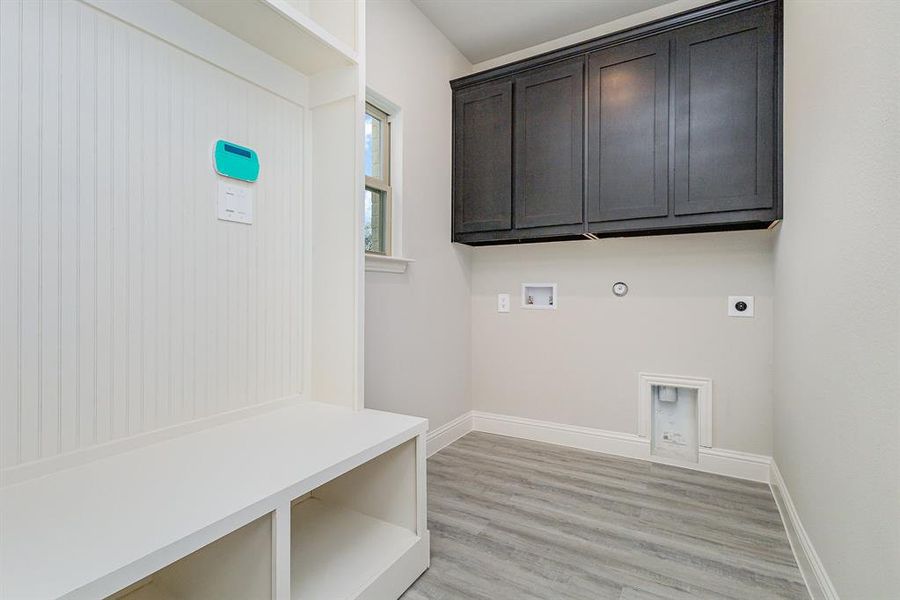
[0,401,427,600]
[173,0,358,75]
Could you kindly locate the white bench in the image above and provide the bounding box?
[0,401,429,600]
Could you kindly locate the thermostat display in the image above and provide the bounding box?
[214,139,259,182]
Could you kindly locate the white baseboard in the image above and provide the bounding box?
[770,461,839,600]
[468,410,772,483]
[427,410,771,483]
[426,411,473,457]
[471,410,647,458]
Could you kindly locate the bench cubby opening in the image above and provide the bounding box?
[108,514,273,600]
[290,438,421,599]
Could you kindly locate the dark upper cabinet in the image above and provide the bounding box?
[450,0,782,245]
[514,58,584,231]
[587,36,670,223]
[453,79,512,234]
[673,4,776,216]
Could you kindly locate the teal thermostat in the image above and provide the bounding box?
[214,140,259,182]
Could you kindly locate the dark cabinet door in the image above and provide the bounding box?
[453,80,513,234]
[587,37,670,223]
[513,59,584,230]
[673,4,775,216]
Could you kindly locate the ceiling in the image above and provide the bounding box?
[411,0,674,64]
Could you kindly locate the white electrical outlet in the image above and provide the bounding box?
[497,293,510,313]
[728,296,754,317]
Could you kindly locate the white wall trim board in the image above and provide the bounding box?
[471,411,771,482]
[430,411,771,483]
[354,38,368,414]
[770,461,839,600]
[1,396,302,488]
[473,410,648,459]
[426,412,473,457]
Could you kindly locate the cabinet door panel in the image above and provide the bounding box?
[674,5,775,215]
[514,59,584,229]
[453,80,512,233]
[588,37,670,223]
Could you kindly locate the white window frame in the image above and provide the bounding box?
[364,90,414,273]
[365,101,392,255]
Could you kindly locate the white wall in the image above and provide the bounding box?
[364,0,473,429]
[775,1,900,597]
[470,0,713,72]
[472,232,775,455]
[0,0,306,470]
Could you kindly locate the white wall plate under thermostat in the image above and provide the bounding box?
[218,181,253,224]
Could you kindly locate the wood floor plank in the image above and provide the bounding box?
[403,432,808,600]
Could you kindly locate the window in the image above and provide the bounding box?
[364,102,391,255]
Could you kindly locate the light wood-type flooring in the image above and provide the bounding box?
[402,432,808,600]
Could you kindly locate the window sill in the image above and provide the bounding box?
[365,254,415,274]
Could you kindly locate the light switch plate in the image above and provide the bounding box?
[497,293,510,313]
[728,296,754,317]
[217,180,253,224]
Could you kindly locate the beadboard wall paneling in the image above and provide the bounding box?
[0,0,305,469]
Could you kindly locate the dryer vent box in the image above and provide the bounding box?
[651,385,699,463]
[638,373,712,465]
